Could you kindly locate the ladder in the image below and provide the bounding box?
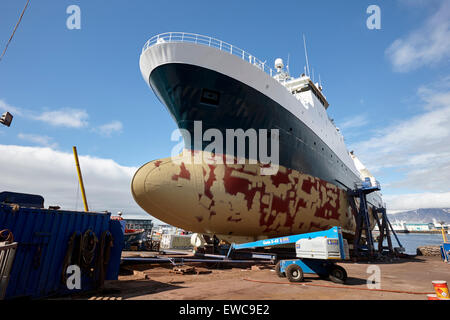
[347,178,404,258]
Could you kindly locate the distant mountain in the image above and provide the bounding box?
[388,208,450,224]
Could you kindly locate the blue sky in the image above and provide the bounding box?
[0,0,449,219]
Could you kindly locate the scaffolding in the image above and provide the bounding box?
[347,178,404,258]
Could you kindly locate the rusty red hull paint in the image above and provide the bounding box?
[171,162,191,181]
[131,152,359,241]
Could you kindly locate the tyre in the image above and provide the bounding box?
[285,264,304,282]
[275,261,286,278]
[329,265,347,284]
[318,273,329,280]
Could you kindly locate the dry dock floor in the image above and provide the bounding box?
[85,253,449,300]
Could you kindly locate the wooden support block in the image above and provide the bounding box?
[171,266,196,274]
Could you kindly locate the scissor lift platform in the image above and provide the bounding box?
[227,227,350,283]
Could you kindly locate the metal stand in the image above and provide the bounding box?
[347,179,404,259]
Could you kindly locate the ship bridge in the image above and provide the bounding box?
[283,76,329,109]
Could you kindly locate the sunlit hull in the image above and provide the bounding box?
[135,34,382,242]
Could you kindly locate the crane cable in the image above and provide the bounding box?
[0,0,31,62]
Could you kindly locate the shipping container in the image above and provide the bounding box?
[160,234,192,250]
[0,203,123,299]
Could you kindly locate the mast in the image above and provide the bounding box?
[303,34,310,77]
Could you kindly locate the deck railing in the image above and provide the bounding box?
[142,32,275,77]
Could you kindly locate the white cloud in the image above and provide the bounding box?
[386,1,450,72]
[94,120,123,137]
[18,133,58,148]
[352,78,450,209]
[1,99,92,130]
[0,100,90,130]
[0,144,152,220]
[338,114,369,130]
[33,108,89,128]
[384,192,450,212]
[1,98,123,140]
[0,99,23,116]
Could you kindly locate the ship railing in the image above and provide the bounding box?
[142,32,275,77]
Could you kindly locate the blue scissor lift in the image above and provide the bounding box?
[227,227,349,284]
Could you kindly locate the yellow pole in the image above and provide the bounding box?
[442,225,448,243]
[73,146,89,212]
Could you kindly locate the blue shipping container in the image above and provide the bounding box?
[0,204,122,299]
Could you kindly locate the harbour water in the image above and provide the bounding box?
[384,233,447,255]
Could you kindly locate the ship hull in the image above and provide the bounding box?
[149,63,370,195]
[135,39,382,242]
[132,152,359,241]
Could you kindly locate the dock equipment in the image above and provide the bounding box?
[0,192,44,209]
[0,197,124,299]
[441,243,450,263]
[227,227,350,284]
[0,231,17,300]
[440,227,449,263]
[347,178,404,258]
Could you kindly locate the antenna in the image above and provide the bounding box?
[319,74,322,88]
[303,34,310,77]
[286,53,290,75]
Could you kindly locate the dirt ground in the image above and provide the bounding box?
[79,253,449,300]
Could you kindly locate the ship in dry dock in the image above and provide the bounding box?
[132,32,383,243]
